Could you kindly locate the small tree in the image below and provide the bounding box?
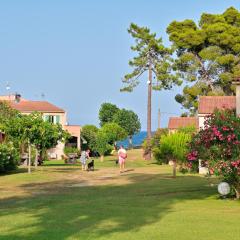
[113,109,141,148]
[94,131,112,162]
[81,125,99,151]
[100,122,128,147]
[3,113,68,172]
[99,103,120,127]
[188,109,240,199]
[160,132,191,177]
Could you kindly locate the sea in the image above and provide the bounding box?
[117,131,147,149]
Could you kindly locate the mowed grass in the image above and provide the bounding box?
[0,149,240,240]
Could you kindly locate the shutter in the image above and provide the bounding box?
[55,115,60,124]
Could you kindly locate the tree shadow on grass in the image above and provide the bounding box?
[0,173,217,240]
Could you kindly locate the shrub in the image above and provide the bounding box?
[142,128,169,159]
[187,109,240,199]
[0,143,20,173]
[64,147,80,156]
[159,132,192,177]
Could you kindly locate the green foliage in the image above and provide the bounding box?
[159,132,192,164]
[113,109,141,137]
[142,128,169,161]
[188,109,240,197]
[167,7,240,114]
[81,125,99,151]
[0,101,19,131]
[178,126,197,134]
[122,23,181,92]
[64,147,80,156]
[99,103,120,127]
[93,131,112,156]
[0,143,19,173]
[3,113,69,160]
[100,122,127,144]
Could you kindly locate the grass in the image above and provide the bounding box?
[0,149,240,240]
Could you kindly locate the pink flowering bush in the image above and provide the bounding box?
[188,109,240,198]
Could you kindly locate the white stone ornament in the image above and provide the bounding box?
[218,182,230,196]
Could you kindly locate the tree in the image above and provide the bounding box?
[100,122,128,146]
[3,113,68,172]
[167,7,240,114]
[81,125,99,151]
[93,131,112,162]
[159,132,192,177]
[99,103,120,127]
[187,109,240,199]
[122,23,180,159]
[113,109,141,148]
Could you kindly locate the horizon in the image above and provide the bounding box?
[0,0,239,130]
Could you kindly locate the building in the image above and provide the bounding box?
[168,117,198,133]
[0,95,81,159]
[198,96,236,129]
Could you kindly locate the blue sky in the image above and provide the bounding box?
[0,0,239,130]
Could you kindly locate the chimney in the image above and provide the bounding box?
[233,77,240,116]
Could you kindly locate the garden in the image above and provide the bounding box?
[1,149,240,240]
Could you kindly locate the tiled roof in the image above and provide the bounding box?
[168,117,198,129]
[198,96,236,114]
[7,100,65,113]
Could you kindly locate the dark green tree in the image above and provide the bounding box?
[3,113,69,172]
[81,125,99,151]
[122,23,180,158]
[167,7,240,114]
[99,103,119,127]
[113,109,141,148]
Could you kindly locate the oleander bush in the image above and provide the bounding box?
[188,109,240,199]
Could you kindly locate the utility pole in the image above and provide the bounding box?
[146,62,152,160]
[158,108,161,129]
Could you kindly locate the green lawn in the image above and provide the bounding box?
[0,149,240,240]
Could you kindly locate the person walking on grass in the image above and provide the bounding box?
[80,149,90,171]
[118,145,127,173]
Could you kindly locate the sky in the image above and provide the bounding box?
[0,0,239,130]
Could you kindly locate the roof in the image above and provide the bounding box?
[198,96,236,114]
[168,117,198,129]
[7,100,65,113]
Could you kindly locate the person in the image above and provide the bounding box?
[118,145,127,173]
[80,149,90,171]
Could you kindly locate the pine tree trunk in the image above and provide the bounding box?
[145,64,152,160]
[100,155,104,162]
[173,160,177,178]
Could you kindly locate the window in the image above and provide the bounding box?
[44,115,61,124]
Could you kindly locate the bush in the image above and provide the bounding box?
[159,132,192,177]
[0,143,20,173]
[64,147,80,156]
[188,109,240,199]
[142,128,169,158]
